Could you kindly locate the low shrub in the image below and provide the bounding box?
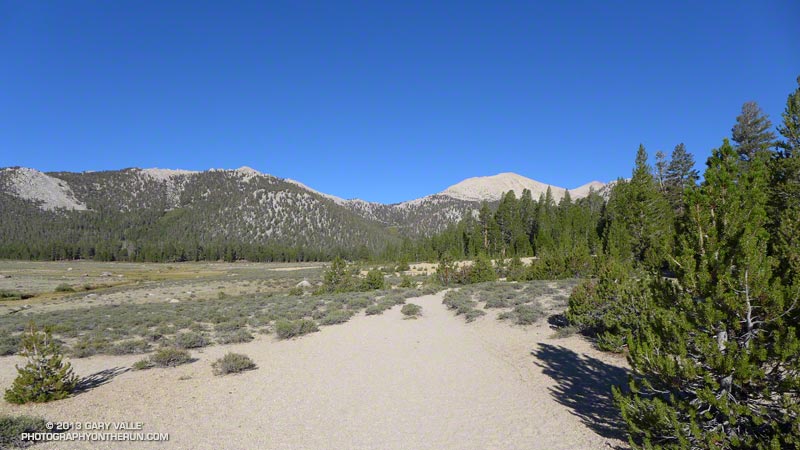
[131,359,154,371]
[70,337,108,358]
[0,290,22,300]
[398,275,414,288]
[346,295,372,310]
[0,415,49,448]
[514,304,544,325]
[442,290,484,321]
[483,297,510,308]
[551,325,579,339]
[148,347,192,368]
[54,283,75,293]
[401,303,422,318]
[0,334,21,356]
[319,309,353,325]
[214,320,246,333]
[275,319,319,339]
[215,329,254,344]
[288,286,303,296]
[110,339,151,355]
[212,352,256,376]
[172,332,209,349]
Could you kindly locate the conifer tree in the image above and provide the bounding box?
[732,101,776,162]
[777,76,800,155]
[469,254,497,283]
[604,145,673,270]
[614,140,800,449]
[654,150,668,193]
[664,143,698,215]
[5,322,78,404]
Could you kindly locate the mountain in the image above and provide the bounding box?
[439,172,607,202]
[0,166,608,260]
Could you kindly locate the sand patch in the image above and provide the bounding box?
[0,291,628,449]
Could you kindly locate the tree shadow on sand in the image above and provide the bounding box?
[74,367,129,395]
[532,343,629,442]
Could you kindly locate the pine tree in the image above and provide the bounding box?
[771,76,800,283]
[323,256,353,292]
[664,143,698,215]
[436,253,457,286]
[604,145,673,270]
[654,150,668,193]
[732,101,776,162]
[614,140,800,449]
[5,322,78,404]
[469,254,497,283]
[478,202,493,253]
[777,76,800,156]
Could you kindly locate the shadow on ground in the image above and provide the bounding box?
[75,367,129,394]
[532,343,629,442]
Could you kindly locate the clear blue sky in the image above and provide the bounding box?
[2,1,798,203]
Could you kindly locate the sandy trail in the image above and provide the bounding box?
[0,291,628,449]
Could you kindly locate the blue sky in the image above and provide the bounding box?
[1,1,798,203]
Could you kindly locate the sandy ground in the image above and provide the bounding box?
[0,291,629,449]
[407,257,537,276]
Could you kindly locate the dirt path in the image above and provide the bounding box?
[0,291,629,449]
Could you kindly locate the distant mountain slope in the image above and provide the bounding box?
[0,166,608,258]
[440,172,607,202]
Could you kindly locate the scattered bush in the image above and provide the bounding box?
[288,286,303,296]
[319,309,353,325]
[442,290,484,321]
[54,283,74,293]
[0,415,49,448]
[148,347,193,368]
[0,334,21,356]
[550,325,579,339]
[401,303,422,318]
[275,319,319,339]
[215,329,254,344]
[346,295,372,310]
[365,304,385,315]
[131,359,154,371]
[513,304,544,325]
[483,296,510,308]
[172,331,209,349]
[4,323,78,404]
[398,275,414,288]
[214,320,246,333]
[70,337,109,358]
[212,352,256,376]
[109,339,151,355]
[0,290,22,300]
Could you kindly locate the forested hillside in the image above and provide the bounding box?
[0,165,603,262]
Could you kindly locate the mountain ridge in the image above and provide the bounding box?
[2,166,607,208]
[0,166,611,258]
